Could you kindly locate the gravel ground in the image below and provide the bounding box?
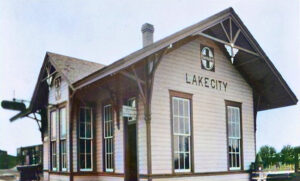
[0,168,19,181]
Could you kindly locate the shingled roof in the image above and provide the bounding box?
[47,52,105,84]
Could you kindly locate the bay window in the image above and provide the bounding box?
[79,107,93,171]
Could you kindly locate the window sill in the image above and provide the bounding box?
[79,169,93,172]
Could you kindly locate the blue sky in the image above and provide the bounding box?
[0,0,299,155]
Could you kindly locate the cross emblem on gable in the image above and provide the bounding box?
[201,46,215,71]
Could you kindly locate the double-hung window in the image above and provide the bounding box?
[103,105,114,172]
[171,95,192,173]
[59,107,67,171]
[79,107,93,171]
[226,101,242,170]
[50,110,57,171]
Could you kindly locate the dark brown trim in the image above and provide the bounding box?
[47,171,71,176]
[169,90,194,174]
[46,171,125,177]
[92,104,97,172]
[73,172,125,177]
[68,94,74,181]
[169,90,193,100]
[225,100,244,171]
[139,170,249,179]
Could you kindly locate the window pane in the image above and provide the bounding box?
[229,154,232,167]
[86,154,91,169]
[80,154,85,169]
[184,153,189,169]
[86,140,91,154]
[86,109,91,123]
[180,153,184,169]
[174,153,179,169]
[174,136,178,152]
[179,136,184,152]
[237,154,240,167]
[80,123,85,138]
[86,123,91,138]
[184,137,189,152]
[80,109,85,123]
[60,107,66,138]
[184,118,190,134]
[51,111,57,139]
[173,117,178,134]
[179,100,183,116]
[179,118,184,134]
[184,100,189,117]
[228,139,232,152]
[80,140,85,154]
[173,99,178,116]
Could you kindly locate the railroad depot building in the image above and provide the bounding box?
[25,8,297,181]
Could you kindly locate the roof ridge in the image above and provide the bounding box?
[46,51,106,67]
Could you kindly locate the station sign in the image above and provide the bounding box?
[122,105,137,119]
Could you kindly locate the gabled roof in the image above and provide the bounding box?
[21,7,297,119]
[73,7,297,111]
[13,52,105,120]
[47,52,105,84]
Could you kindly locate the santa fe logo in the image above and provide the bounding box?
[201,45,215,71]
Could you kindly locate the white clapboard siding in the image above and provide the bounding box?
[49,174,70,181]
[137,97,148,174]
[43,136,49,170]
[151,37,255,174]
[48,76,69,105]
[96,102,103,172]
[153,173,249,181]
[74,176,124,181]
[72,106,77,172]
[114,110,124,173]
[43,172,49,181]
[66,103,70,172]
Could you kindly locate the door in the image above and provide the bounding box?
[124,98,138,181]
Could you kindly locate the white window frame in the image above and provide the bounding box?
[50,110,57,171]
[172,97,191,173]
[59,107,67,171]
[51,111,57,140]
[103,104,114,172]
[60,140,67,171]
[79,107,93,172]
[227,106,242,171]
[51,141,57,171]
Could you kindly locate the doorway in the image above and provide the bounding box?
[124,98,138,181]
